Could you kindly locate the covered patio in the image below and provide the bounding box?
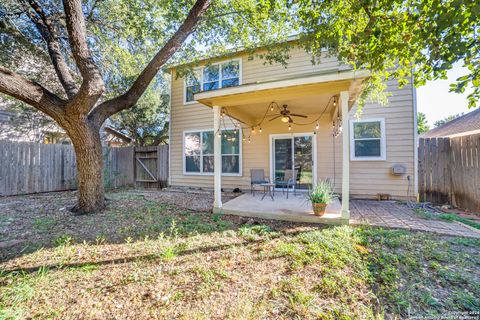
[194,69,370,225]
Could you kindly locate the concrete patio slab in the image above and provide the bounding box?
[215,192,346,225]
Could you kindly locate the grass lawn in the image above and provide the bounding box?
[1,191,479,319]
[414,208,480,230]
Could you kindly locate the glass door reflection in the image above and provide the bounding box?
[272,135,313,191]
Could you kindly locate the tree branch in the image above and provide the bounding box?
[89,0,211,126]
[24,0,78,98]
[62,0,104,112]
[0,66,66,120]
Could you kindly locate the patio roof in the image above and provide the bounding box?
[195,69,369,109]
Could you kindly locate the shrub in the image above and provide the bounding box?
[308,180,334,204]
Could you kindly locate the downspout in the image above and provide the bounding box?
[412,76,419,201]
[168,71,173,187]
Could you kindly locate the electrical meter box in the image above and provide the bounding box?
[391,164,407,176]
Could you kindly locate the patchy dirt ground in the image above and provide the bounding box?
[1,190,479,319]
[0,189,292,261]
[134,187,241,212]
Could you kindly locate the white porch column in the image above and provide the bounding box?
[213,105,222,209]
[340,91,350,220]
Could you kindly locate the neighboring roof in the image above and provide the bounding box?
[104,126,133,143]
[421,108,480,138]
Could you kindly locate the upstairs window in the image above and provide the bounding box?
[221,61,240,88]
[184,59,241,103]
[203,65,220,91]
[350,119,386,161]
[185,69,201,103]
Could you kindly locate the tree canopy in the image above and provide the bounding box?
[417,112,430,134]
[2,0,478,117]
[434,113,464,127]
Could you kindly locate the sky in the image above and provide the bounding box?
[416,62,473,127]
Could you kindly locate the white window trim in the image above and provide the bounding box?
[184,68,202,105]
[182,129,242,176]
[350,118,386,161]
[183,58,243,105]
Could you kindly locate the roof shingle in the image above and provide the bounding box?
[420,108,480,138]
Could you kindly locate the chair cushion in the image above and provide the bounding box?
[252,180,269,184]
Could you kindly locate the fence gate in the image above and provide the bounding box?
[134,145,169,189]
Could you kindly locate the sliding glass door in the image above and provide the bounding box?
[273,138,293,188]
[272,134,314,190]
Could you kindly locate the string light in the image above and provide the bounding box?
[269,101,278,111]
[219,95,336,142]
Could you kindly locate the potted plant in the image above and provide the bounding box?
[308,180,333,216]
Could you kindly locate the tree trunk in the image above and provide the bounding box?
[68,121,105,213]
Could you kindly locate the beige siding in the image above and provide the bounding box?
[170,47,416,199]
[348,80,415,199]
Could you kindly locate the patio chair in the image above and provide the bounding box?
[275,169,298,199]
[250,169,269,196]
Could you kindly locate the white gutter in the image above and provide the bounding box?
[412,80,419,200]
[167,72,172,187]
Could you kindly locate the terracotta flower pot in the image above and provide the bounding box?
[312,202,327,216]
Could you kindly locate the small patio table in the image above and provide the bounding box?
[260,183,275,201]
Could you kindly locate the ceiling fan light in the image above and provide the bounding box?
[281,116,289,123]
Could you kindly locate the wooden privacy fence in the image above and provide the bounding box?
[0,141,169,196]
[418,133,480,212]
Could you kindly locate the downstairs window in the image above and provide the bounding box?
[184,130,241,174]
[350,119,386,160]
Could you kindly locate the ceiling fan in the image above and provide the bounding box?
[269,104,308,123]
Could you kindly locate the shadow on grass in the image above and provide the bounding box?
[1,191,323,263]
[2,237,272,275]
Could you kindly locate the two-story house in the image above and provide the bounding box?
[168,43,418,224]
